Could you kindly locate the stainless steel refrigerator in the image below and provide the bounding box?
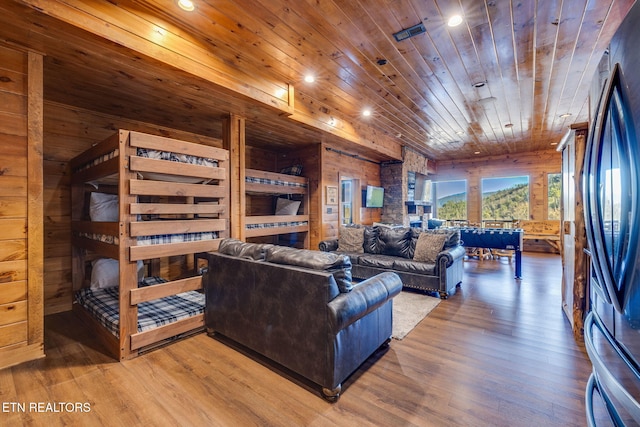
[584,3,640,424]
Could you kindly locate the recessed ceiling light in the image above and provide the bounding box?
[153,26,166,36]
[559,112,572,118]
[448,15,463,27]
[474,151,481,155]
[304,74,315,83]
[362,109,372,117]
[178,0,195,11]
[505,123,513,128]
[550,142,558,146]
[456,131,464,135]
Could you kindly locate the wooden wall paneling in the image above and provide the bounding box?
[0,44,45,369]
[319,144,382,243]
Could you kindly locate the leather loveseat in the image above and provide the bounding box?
[203,238,402,401]
[319,225,464,299]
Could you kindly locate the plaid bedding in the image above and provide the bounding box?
[75,148,218,172]
[136,231,218,246]
[245,221,308,230]
[75,276,205,338]
[78,231,218,246]
[245,176,307,189]
[136,148,218,167]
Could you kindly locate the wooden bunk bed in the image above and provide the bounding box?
[242,168,309,248]
[70,130,229,360]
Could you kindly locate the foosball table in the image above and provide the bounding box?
[457,227,524,278]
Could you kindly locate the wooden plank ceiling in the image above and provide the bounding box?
[2,0,636,161]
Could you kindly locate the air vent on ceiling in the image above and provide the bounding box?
[393,22,426,42]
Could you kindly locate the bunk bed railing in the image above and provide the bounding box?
[130,239,221,261]
[129,276,202,305]
[130,202,224,216]
[128,130,228,160]
[130,315,204,351]
[68,132,120,172]
[130,219,226,237]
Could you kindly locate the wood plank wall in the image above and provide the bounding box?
[42,101,224,315]
[318,144,382,246]
[435,149,562,224]
[0,43,45,368]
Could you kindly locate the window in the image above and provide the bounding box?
[548,173,561,220]
[341,179,352,224]
[481,176,529,221]
[433,180,467,220]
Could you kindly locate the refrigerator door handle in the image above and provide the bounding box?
[585,312,640,424]
[586,373,626,427]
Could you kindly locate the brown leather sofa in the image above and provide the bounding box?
[203,238,402,401]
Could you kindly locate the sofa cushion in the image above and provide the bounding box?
[378,227,413,258]
[357,254,398,269]
[413,232,448,263]
[265,246,354,293]
[363,226,381,254]
[337,226,365,253]
[392,259,437,275]
[218,238,274,261]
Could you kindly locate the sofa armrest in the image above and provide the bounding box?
[437,245,466,267]
[319,239,339,252]
[327,272,402,333]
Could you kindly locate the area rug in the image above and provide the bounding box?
[392,291,441,340]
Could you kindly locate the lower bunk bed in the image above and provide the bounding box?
[74,276,205,357]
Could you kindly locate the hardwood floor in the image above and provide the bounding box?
[0,253,592,426]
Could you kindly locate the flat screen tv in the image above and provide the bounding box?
[365,185,384,208]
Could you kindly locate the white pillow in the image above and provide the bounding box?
[89,192,118,222]
[275,197,301,215]
[90,258,119,290]
[89,259,144,290]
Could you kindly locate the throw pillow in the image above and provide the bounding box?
[378,227,413,258]
[275,197,301,215]
[413,233,448,263]
[280,164,303,176]
[337,226,365,253]
[89,192,118,222]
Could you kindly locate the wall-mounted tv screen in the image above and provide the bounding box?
[365,185,385,208]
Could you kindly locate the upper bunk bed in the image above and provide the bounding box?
[242,168,309,247]
[69,129,229,360]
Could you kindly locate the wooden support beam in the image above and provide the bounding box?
[223,114,245,241]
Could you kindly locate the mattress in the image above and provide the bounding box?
[78,231,218,246]
[245,221,308,230]
[245,175,307,189]
[74,276,205,338]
